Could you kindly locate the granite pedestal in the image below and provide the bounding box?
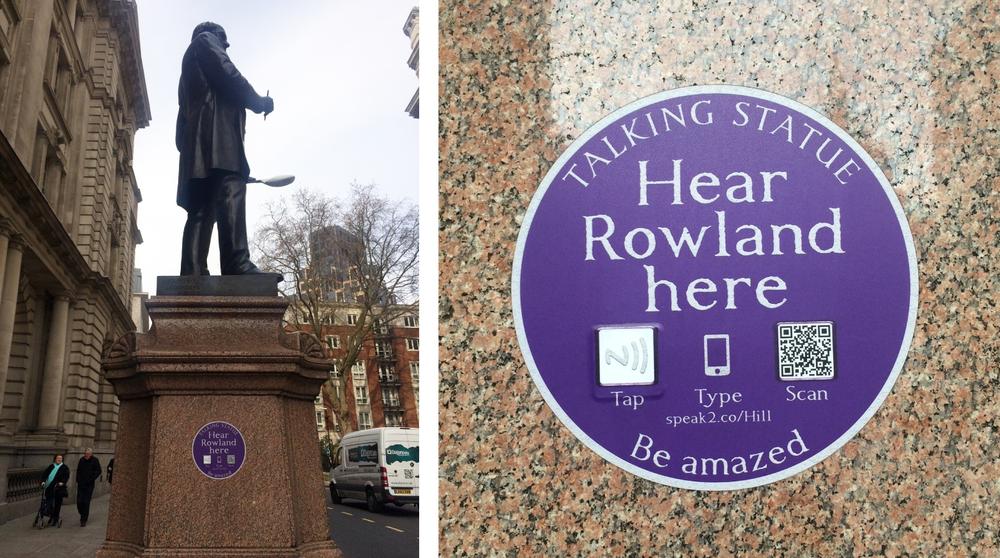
[97,276,341,557]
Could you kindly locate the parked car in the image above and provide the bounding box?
[329,427,418,512]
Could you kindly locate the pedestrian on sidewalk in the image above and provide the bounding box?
[75,448,102,527]
[107,457,114,484]
[40,454,69,527]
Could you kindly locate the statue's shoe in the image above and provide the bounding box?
[226,263,265,275]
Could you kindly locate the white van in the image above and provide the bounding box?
[329,427,418,512]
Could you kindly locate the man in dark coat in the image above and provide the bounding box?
[75,448,102,527]
[176,21,273,275]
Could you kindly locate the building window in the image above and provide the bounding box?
[321,315,333,325]
[375,341,392,358]
[358,412,372,430]
[42,152,65,207]
[351,362,366,380]
[325,335,340,349]
[374,319,388,334]
[0,3,19,65]
[406,338,419,351]
[315,411,325,429]
[347,313,358,325]
[329,363,339,378]
[354,385,368,405]
[410,362,419,381]
[385,412,404,427]
[44,32,73,119]
[403,315,417,328]
[314,395,322,405]
[378,363,396,383]
[31,128,49,184]
[382,387,400,407]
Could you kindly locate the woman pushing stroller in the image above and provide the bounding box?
[36,454,70,528]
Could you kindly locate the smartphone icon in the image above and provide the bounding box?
[704,334,730,376]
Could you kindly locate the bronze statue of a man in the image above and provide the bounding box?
[176,22,273,275]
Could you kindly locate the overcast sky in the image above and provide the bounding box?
[132,1,419,292]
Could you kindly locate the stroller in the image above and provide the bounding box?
[32,485,64,529]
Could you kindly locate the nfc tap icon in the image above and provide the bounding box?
[597,326,657,386]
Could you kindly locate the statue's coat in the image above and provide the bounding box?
[176,31,266,210]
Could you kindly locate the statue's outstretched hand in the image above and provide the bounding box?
[251,95,274,116]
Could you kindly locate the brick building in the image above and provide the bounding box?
[306,307,419,444]
[287,224,419,443]
[0,0,148,523]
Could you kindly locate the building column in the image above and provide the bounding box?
[37,294,71,431]
[0,221,9,285]
[0,235,25,421]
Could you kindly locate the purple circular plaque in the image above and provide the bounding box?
[192,421,247,480]
[512,86,917,490]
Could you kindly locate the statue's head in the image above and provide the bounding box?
[192,21,228,48]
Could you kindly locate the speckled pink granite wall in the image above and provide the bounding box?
[439,1,997,556]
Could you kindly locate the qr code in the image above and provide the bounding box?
[404,469,413,479]
[777,321,835,381]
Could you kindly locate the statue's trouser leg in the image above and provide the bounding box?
[215,173,256,274]
[180,204,214,275]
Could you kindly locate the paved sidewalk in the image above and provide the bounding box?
[0,494,109,557]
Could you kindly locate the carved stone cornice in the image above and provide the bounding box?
[94,0,149,128]
[280,330,327,360]
[102,331,135,362]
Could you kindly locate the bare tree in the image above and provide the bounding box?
[253,183,419,437]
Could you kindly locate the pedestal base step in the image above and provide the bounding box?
[97,540,342,558]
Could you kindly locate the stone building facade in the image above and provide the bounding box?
[403,7,418,118]
[0,0,148,523]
